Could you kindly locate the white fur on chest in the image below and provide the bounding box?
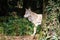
[28,14,42,26]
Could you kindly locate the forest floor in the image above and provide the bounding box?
[0,34,39,40]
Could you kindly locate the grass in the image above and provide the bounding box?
[0,16,41,36]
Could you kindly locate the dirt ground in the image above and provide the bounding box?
[0,34,39,40]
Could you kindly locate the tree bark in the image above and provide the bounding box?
[42,0,48,27]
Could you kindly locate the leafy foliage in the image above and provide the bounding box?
[39,0,60,40]
[0,16,41,36]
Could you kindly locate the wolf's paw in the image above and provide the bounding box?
[31,34,35,36]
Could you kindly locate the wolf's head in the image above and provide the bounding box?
[24,8,31,18]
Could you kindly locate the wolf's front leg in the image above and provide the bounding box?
[31,26,37,36]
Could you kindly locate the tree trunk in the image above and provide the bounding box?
[42,0,48,28]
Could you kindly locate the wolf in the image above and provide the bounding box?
[24,8,42,36]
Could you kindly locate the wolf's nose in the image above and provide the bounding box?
[24,15,26,18]
[24,15,25,17]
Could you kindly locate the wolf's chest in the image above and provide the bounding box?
[28,15,37,21]
[28,14,42,26]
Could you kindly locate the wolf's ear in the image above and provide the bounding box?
[25,8,27,10]
[28,8,31,11]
